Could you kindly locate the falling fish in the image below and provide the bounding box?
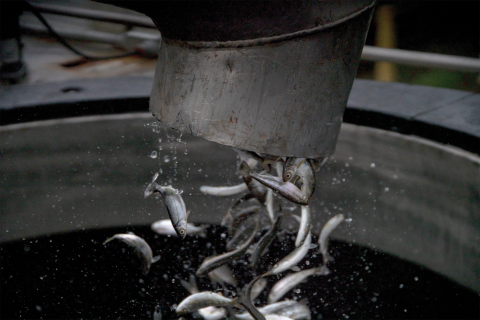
[226,217,258,251]
[283,158,316,199]
[263,231,312,276]
[276,299,311,320]
[318,214,345,263]
[200,183,249,196]
[235,300,299,320]
[229,205,261,236]
[267,266,330,304]
[208,264,237,286]
[176,291,243,315]
[295,206,311,247]
[197,220,258,277]
[144,177,188,239]
[238,275,267,320]
[180,275,228,320]
[103,233,160,275]
[251,215,283,269]
[238,162,308,205]
[265,315,295,320]
[251,278,268,301]
[238,161,268,203]
[151,219,207,237]
[265,189,275,224]
[233,148,281,173]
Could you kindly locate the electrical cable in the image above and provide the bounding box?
[23,1,136,61]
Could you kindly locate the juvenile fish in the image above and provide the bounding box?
[239,162,308,205]
[233,148,280,172]
[197,221,258,277]
[251,216,283,269]
[238,275,267,320]
[251,278,268,301]
[295,206,311,247]
[318,214,345,263]
[264,231,311,276]
[239,161,268,202]
[267,266,330,304]
[144,181,188,239]
[208,264,237,286]
[229,205,261,236]
[235,300,299,320]
[221,194,257,227]
[283,158,316,199]
[265,315,295,320]
[176,291,242,315]
[200,183,249,196]
[265,189,275,224]
[226,217,257,251]
[277,299,311,320]
[103,233,160,275]
[151,219,207,237]
[180,275,228,320]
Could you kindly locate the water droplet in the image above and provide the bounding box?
[370,163,375,168]
[36,306,42,312]
[371,297,377,302]
[414,277,419,281]
[384,187,389,192]
[399,284,404,288]
[345,218,353,222]
[164,156,170,163]
[159,146,163,150]
[149,151,158,159]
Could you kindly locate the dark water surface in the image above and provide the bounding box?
[1,225,478,319]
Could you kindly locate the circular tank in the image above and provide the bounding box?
[0,79,479,319]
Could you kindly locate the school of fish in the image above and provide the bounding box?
[104,147,349,320]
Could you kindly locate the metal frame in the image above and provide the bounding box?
[1,78,478,155]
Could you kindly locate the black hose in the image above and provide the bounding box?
[24,1,136,61]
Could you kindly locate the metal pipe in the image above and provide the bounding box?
[32,3,155,29]
[362,45,480,72]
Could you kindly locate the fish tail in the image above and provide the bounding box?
[315,265,331,276]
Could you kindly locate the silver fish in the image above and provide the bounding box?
[239,162,308,205]
[197,220,258,277]
[251,216,283,269]
[180,275,228,320]
[229,205,261,236]
[226,217,258,251]
[277,299,311,320]
[264,231,311,276]
[103,233,160,275]
[208,264,237,286]
[267,266,330,304]
[238,275,267,320]
[176,291,242,315]
[151,219,207,237]
[221,194,258,227]
[233,148,281,172]
[318,214,345,263]
[283,158,316,200]
[251,278,268,301]
[200,183,249,196]
[295,206,311,247]
[144,181,188,239]
[239,161,268,202]
[265,315,294,320]
[265,189,275,224]
[235,300,299,320]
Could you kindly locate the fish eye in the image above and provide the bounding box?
[180,230,185,234]
[286,173,291,178]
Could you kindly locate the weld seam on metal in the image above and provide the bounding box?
[163,0,376,50]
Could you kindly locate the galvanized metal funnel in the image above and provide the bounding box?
[149,0,376,158]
